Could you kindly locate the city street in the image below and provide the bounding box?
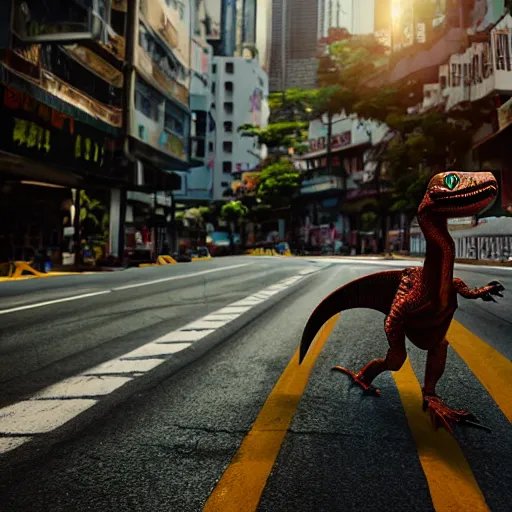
[0,256,510,511]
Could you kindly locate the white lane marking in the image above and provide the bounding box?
[0,264,249,316]
[0,266,321,449]
[183,319,231,329]
[203,314,240,322]
[112,263,249,291]
[155,330,215,342]
[0,437,32,454]
[32,376,133,399]
[120,342,191,359]
[230,299,265,307]
[84,359,162,375]
[216,306,251,314]
[0,291,111,316]
[0,399,97,434]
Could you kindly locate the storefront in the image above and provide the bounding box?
[0,82,122,266]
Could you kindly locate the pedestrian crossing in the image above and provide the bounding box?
[0,266,323,455]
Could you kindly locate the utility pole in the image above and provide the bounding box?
[118,0,139,263]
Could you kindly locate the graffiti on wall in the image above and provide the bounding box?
[455,236,512,260]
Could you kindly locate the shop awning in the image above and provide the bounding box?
[0,150,83,188]
[0,64,120,136]
[129,137,194,173]
[299,141,370,161]
[472,122,512,153]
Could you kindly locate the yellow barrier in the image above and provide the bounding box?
[245,248,291,257]
[157,255,177,265]
[191,256,213,261]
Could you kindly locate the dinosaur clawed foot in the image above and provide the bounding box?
[482,281,505,302]
[332,366,381,396]
[422,394,489,434]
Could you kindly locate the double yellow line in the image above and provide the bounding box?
[203,318,511,512]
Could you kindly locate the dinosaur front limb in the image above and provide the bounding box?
[422,340,483,434]
[453,278,505,302]
[333,315,407,396]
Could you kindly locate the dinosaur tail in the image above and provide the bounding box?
[299,270,403,363]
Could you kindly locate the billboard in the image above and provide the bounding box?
[391,0,452,52]
[11,0,102,44]
[201,0,222,40]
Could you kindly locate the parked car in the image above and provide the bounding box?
[206,232,241,256]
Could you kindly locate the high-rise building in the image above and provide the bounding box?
[268,0,320,92]
[209,56,269,200]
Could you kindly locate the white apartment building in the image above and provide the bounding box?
[210,55,269,201]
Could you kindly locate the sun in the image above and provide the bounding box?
[391,0,401,23]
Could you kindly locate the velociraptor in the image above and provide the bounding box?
[299,171,505,433]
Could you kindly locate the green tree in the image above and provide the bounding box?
[221,201,249,254]
[238,121,309,158]
[257,159,301,209]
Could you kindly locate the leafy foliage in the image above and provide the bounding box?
[221,201,249,221]
[238,121,308,153]
[257,159,301,208]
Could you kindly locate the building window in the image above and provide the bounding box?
[211,82,216,94]
[223,141,233,153]
[224,102,233,114]
[495,33,511,71]
[224,81,234,93]
[208,142,214,152]
[224,121,233,133]
[212,63,217,73]
[221,181,229,187]
[223,161,232,173]
[135,89,159,121]
[225,62,234,73]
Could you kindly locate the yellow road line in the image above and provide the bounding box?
[203,314,340,512]
[393,358,490,512]
[448,320,512,422]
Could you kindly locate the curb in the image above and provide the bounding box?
[0,264,326,478]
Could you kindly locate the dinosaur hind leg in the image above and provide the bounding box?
[333,315,407,396]
[422,340,486,434]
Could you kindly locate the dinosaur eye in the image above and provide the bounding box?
[443,173,460,190]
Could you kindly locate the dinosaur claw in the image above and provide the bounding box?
[422,394,487,434]
[332,366,381,396]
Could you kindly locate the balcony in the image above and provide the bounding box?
[300,175,344,196]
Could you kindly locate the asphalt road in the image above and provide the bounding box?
[0,256,510,512]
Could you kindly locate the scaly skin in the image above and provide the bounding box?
[299,171,505,434]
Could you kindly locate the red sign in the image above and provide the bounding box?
[308,131,351,153]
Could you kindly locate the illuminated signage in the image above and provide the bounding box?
[11,0,102,43]
[0,85,114,173]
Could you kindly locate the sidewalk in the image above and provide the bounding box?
[294,253,512,267]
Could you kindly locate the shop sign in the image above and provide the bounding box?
[308,131,351,152]
[11,0,102,43]
[0,84,114,173]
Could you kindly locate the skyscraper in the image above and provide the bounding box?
[268,0,320,92]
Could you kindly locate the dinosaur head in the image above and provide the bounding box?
[418,171,498,218]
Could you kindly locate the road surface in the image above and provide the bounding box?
[0,256,510,511]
